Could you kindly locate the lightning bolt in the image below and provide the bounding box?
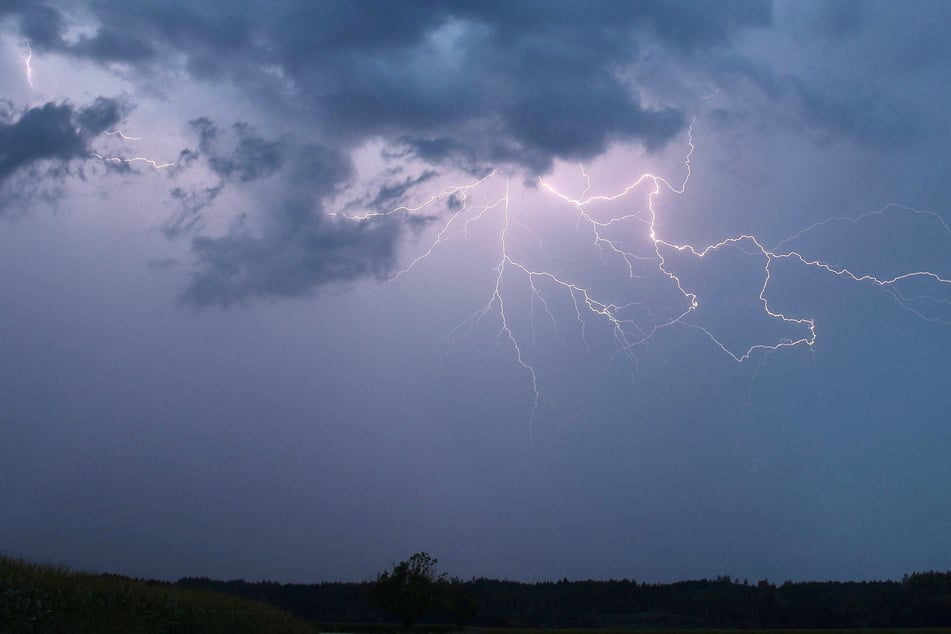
[23,41,33,89]
[449,177,547,428]
[90,131,175,170]
[90,153,175,170]
[104,130,144,141]
[343,125,950,437]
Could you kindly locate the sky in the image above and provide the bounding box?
[1,0,951,585]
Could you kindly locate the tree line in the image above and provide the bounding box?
[177,558,951,629]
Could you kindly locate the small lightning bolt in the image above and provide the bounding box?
[24,41,33,89]
[104,130,144,141]
[90,153,175,170]
[90,130,175,170]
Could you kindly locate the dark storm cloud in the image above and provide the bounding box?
[394,136,475,170]
[162,120,285,239]
[0,98,121,217]
[0,104,83,182]
[251,0,721,171]
[75,97,125,136]
[2,1,152,62]
[2,1,66,50]
[202,122,285,184]
[180,138,407,307]
[5,1,772,173]
[183,210,402,307]
[0,98,123,187]
[71,27,154,63]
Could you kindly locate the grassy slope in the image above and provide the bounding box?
[0,554,314,634]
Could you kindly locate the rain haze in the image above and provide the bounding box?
[1,0,951,584]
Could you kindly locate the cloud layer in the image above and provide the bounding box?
[0,98,122,183]
[0,97,125,214]
[6,1,772,171]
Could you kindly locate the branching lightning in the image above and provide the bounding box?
[351,124,951,431]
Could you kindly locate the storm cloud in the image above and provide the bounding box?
[177,135,409,307]
[4,1,773,172]
[0,97,124,210]
[183,209,402,307]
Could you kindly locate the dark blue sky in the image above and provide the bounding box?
[1,0,950,584]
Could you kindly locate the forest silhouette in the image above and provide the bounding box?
[180,557,951,629]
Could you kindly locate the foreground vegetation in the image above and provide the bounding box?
[0,554,313,633]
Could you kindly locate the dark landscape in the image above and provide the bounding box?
[4,553,951,632]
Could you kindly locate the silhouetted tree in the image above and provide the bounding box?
[370,552,447,628]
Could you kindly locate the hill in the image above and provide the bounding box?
[0,554,314,634]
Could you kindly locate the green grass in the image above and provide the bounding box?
[0,554,315,633]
